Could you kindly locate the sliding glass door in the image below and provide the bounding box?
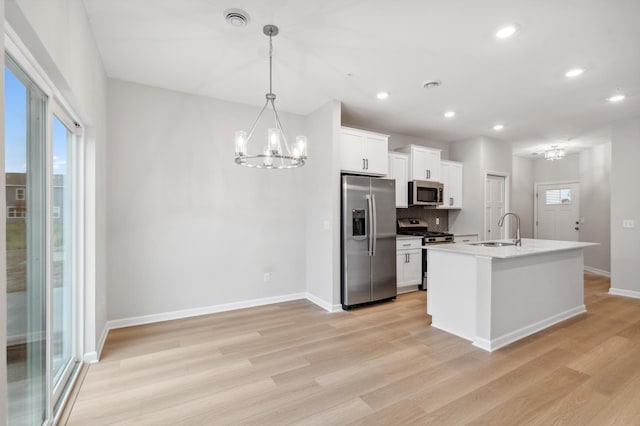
[5,53,81,424]
[5,55,47,426]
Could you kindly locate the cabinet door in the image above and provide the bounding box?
[410,148,429,180]
[388,154,408,208]
[410,146,440,181]
[449,162,463,208]
[396,252,407,286]
[405,249,423,285]
[340,130,365,173]
[363,135,388,175]
[424,150,441,182]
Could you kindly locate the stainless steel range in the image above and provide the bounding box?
[397,218,454,290]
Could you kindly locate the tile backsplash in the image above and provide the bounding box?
[396,206,448,232]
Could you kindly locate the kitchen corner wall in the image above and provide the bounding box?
[106,79,308,321]
[579,142,611,273]
[610,117,640,296]
[303,101,342,309]
[511,156,534,237]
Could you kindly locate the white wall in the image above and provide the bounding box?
[579,142,611,273]
[512,156,534,238]
[610,117,640,296]
[448,136,513,236]
[107,79,310,320]
[533,153,580,183]
[304,101,342,309]
[6,0,108,359]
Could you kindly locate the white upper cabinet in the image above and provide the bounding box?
[340,127,389,176]
[396,145,441,182]
[438,160,463,209]
[386,152,409,208]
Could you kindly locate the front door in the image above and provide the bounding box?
[535,182,580,241]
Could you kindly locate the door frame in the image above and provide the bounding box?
[483,171,511,240]
[533,180,580,239]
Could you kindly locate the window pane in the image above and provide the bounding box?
[545,189,572,205]
[5,59,47,425]
[52,116,73,388]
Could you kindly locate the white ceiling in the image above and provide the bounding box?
[82,0,640,156]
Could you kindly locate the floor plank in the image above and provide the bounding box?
[67,274,640,425]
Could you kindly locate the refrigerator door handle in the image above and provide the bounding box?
[366,194,374,256]
[371,194,377,256]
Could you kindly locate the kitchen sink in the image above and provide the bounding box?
[469,241,516,247]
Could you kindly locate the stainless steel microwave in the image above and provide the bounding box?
[408,180,444,206]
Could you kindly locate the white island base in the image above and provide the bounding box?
[427,239,597,352]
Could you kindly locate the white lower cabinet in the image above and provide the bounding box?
[396,238,423,292]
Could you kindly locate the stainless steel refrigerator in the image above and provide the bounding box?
[341,175,397,309]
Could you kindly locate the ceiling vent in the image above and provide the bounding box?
[224,9,250,27]
[423,81,441,90]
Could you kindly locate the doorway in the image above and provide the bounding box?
[535,182,580,241]
[485,173,508,240]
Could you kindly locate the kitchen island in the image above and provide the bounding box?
[426,238,597,351]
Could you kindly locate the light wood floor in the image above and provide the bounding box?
[66,273,640,425]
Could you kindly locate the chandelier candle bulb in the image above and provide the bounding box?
[267,128,281,154]
[235,130,247,155]
[296,135,308,158]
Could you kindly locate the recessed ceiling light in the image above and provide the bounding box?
[224,9,250,27]
[495,25,518,39]
[376,91,390,100]
[444,111,456,118]
[493,124,505,131]
[565,68,585,78]
[607,93,625,103]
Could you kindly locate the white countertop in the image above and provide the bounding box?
[424,238,597,259]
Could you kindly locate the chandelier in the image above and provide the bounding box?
[234,25,307,169]
[544,145,565,161]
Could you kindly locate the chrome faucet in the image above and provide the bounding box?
[498,212,522,246]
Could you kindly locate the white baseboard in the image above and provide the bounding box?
[609,288,640,299]
[474,305,586,352]
[83,323,109,363]
[108,292,307,330]
[305,292,343,312]
[584,266,611,277]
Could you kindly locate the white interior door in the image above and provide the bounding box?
[485,174,506,240]
[536,182,580,241]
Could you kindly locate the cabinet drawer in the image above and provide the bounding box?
[396,238,423,250]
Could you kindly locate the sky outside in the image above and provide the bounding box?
[5,65,68,175]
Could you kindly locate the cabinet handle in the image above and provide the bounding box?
[362,158,366,170]
[366,159,369,170]
[403,243,411,247]
[406,253,409,263]
[450,197,454,206]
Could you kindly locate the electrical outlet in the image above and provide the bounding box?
[623,220,635,229]
[436,218,440,225]
[263,272,271,282]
